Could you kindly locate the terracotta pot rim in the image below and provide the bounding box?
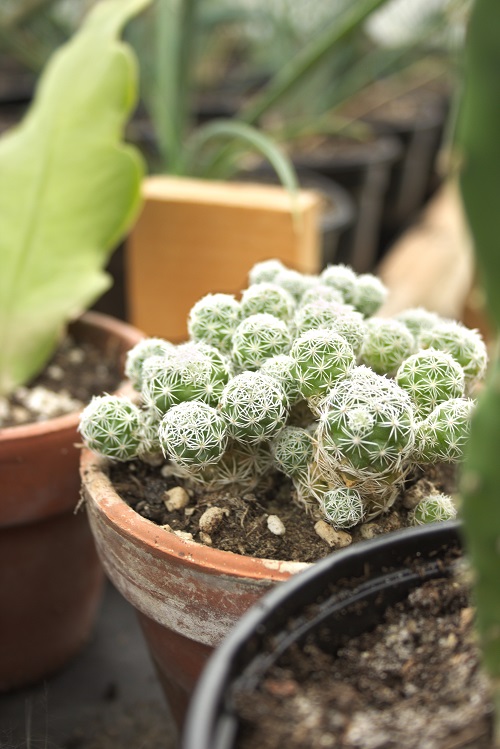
[81,448,311,582]
[0,311,143,443]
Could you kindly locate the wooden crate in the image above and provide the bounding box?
[126,176,322,341]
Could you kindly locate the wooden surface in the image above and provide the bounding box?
[377,181,475,321]
[126,176,322,342]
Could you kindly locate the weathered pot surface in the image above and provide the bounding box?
[0,311,144,691]
[80,447,309,725]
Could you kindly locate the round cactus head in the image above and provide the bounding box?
[273,267,315,301]
[125,338,174,391]
[248,258,286,285]
[360,318,415,376]
[193,440,273,492]
[411,493,457,525]
[231,313,292,370]
[396,348,465,418]
[300,284,344,307]
[240,282,296,322]
[271,426,315,478]
[291,329,355,399]
[187,293,242,354]
[321,487,366,529]
[159,400,228,470]
[414,397,475,464]
[78,395,142,461]
[141,345,227,415]
[418,320,488,390]
[395,307,441,341]
[219,371,288,444]
[320,264,357,305]
[353,274,388,317]
[317,366,415,476]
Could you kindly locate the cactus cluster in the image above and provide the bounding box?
[79,258,488,534]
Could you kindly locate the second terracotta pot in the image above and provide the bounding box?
[0,312,144,691]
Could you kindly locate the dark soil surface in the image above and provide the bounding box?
[109,460,457,563]
[0,334,122,428]
[233,568,494,749]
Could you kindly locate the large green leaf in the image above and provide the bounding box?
[0,0,151,396]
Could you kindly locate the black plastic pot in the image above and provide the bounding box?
[237,165,355,269]
[182,521,461,749]
[292,135,402,274]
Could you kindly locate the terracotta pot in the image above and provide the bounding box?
[80,449,309,728]
[0,311,144,691]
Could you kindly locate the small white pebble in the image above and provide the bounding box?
[163,486,190,512]
[68,348,85,364]
[46,364,64,380]
[199,507,228,534]
[267,515,286,536]
[199,532,213,546]
[173,530,194,541]
[314,520,352,548]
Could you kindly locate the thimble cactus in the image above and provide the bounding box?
[240,282,295,322]
[321,487,366,529]
[125,338,174,391]
[271,426,315,478]
[78,257,488,542]
[414,397,474,463]
[320,264,357,305]
[396,349,466,418]
[360,318,415,376]
[188,293,242,354]
[231,313,292,370]
[79,395,142,461]
[353,274,388,317]
[159,400,228,470]
[219,371,288,443]
[411,493,457,525]
[419,319,488,389]
[291,329,355,398]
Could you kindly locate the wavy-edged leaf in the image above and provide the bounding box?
[0,0,151,396]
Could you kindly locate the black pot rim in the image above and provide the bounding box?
[182,520,462,749]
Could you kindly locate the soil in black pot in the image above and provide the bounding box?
[232,561,494,749]
[108,459,457,564]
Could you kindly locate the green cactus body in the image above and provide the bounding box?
[159,400,228,470]
[415,397,475,463]
[395,307,441,341]
[271,426,315,478]
[320,264,357,305]
[411,493,458,525]
[294,301,365,355]
[300,284,344,307]
[317,367,415,476]
[291,329,355,398]
[353,274,388,317]
[292,459,332,508]
[248,258,286,285]
[125,338,175,391]
[178,341,233,388]
[260,354,302,405]
[419,320,488,389]
[396,348,466,418]
[321,487,366,528]
[78,395,142,461]
[137,408,163,462]
[360,318,415,375]
[219,371,288,443]
[240,282,296,322]
[231,313,292,370]
[273,267,315,301]
[187,293,242,353]
[141,347,222,415]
